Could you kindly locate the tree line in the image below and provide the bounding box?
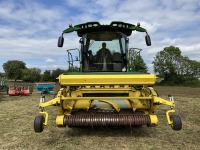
[153,46,200,86]
[1,46,200,86]
[2,61,67,82]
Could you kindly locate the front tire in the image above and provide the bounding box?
[34,115,45,133]
[170,114,182,131]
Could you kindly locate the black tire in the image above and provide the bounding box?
[34,115,45,133]
[170,114,182,131]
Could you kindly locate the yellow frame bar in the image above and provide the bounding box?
[166,110,175,125]
[153,97,175,107]
[39,97,60,107]
[39,112,49,126]
[58,74,156,85]
[61,96,153,100]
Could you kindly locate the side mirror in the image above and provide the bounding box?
[57,36,64,47]
[145,34,151,46]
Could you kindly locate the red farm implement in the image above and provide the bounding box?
[8,85,32,96]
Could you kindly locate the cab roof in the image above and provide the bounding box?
[62,21,147,37]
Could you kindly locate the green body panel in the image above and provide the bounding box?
[63,21,146,37]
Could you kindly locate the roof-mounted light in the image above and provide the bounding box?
[118,24,122,27]
[80,23,99,29]
[137,22,140,27]
[93,23,99,27]
[112,23,117,27]
[88,24,92,27]
[69,23,73,27]
[111,22,129,28]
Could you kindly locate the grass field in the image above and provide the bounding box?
[0,86,200,150]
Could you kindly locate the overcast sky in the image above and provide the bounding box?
[0,0,200,73]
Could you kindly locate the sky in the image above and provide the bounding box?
[0,0,200,73]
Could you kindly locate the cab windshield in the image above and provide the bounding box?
[82,31,127,72]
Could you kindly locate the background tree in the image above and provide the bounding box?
[41,70,52,81]
[22,68,41,82]
[128,48,148,73]
[51,68,67,82]
[152,46,200,86]
[3,60,26,81]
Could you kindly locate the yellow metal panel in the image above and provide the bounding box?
[56,115,65,126]
[73,99,91,110]
[58,74,156,86]
[63,100,75,110]
[149,115,158,126]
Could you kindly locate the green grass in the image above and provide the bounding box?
[0,86,200,150]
